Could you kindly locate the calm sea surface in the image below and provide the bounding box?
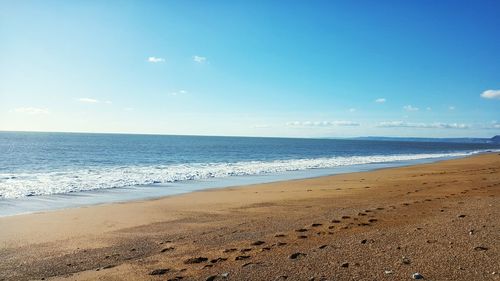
[1,131,499,215]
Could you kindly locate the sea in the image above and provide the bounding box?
[1,131,499,216]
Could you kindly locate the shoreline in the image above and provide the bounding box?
[0,153,499,281]
[0,151,490,217]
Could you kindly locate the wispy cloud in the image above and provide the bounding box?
[78,98,99,103]
[348,108,356,112]
[426,107,432,111]
[77,98,112,104]
[169,90,187,96]
[486,121,500,129]
[193,55,207,63]
[147,56,165,63]
[253,124,271,129]
[378,121,469,129]
[375,98,386,103]
[480,89,500,99]
[287,121,360,127]
[403,105,419,111]
[448,106,455,110]
[12,107,50,115]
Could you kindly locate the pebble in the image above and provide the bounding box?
[150,268,170,275]
[402,256,411,265]
[289,252,306,259]
[184,257,208,264]
[251,240,265,246]
[341,262,349,268]
[384,270,393,274]
[235,255,251,260]
[412,272,424,279]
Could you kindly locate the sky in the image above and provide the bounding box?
[1,0,499,138]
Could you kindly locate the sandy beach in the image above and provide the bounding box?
[0,153,499,281]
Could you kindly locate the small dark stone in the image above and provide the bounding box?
[311,223,323,227]
[368,219,378,223]
[341,262,349,268]
[318,245,328,249]
[251,240,265,246]
[235,255,251,260]
[297,235,308,239]
[412,272,424,279]
[295,228,308,232]
[474,246,488,251]
[458,214,466,218]
[277,242,287,246]
[150,268,170,275]
[210,257,227,263]
[289,252,306,259]
[331,219,341,223]
[161,247,175,252]
[206,275,218,281]
[184,257,208,264]
[222,248,237,253]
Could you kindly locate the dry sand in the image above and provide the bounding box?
[0,153,499,281]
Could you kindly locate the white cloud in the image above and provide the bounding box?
[124,107,134,111]
[448,106,455,110]
[253,124,271,128]
[426,107,432,111]
[487,121,500,129]
[480,89,500,99]
[193,55,207,63]
[287,120,360,127]
[375,98,386,103]
[147,56,165,63]
[77,98,112,104]
[169,90,188,96]
[378,121,469,129]
[12,107,50,115]
[403,105,419,111]
[348,108,356,112]
[78,98,99,103]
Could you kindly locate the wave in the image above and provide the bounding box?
[0,150,492,198]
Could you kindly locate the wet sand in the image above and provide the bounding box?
[0,153,499,281]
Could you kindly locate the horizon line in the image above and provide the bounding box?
[0,129,496,140]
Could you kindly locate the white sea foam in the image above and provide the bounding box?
[0,150,492,198]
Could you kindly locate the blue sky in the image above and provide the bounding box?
[1,0,499,138]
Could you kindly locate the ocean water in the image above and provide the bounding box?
[1,131,499,216]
